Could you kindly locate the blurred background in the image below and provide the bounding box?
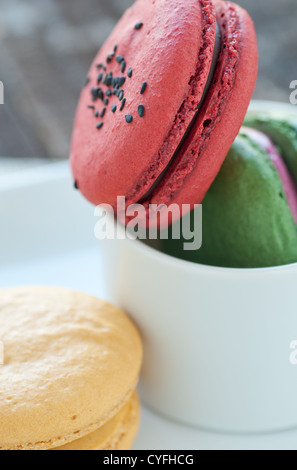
[0,0,296,169]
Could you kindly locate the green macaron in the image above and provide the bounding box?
[244,111,297,183]
[161,113,297,269]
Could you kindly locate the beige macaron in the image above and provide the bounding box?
[0,287,143,450]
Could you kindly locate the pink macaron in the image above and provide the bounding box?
[70,0,258,226]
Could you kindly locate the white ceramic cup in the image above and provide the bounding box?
[101,102,297,433]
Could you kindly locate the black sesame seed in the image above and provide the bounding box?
[91,88,98,101]
[105,89,112,97]
[125,114,133,124]
[140,82,147,95]
[138,105,145,117]
[104,72,113,86]
[100,108,106,118]
[105,76,113,87]
[83,76,90,87]
[104,98,109,106]
[97,63,107,70]
[113,44,118,53]
[127,68,133,78]
[97,73,103,84]
[94,110,99,118]
[118,90,124,101]
[88,105,95,110]
[96,122,104,129]
[74,180,79,190]
[111,105,117,113]
[120,98,126,111]
[121,61,126,73]
[112,77,120,88]
[97,88,104,100]
[116,55,124,63]
[135,22,143,30]
[106,53,114,63]
[119,77,126,87]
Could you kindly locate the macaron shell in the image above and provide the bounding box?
[71,0,216,207]
[54,393,140,451]
[0,287,142,450]
[241,126,297,224]
[162,133,297,268]
[244,112,297,184]
[146,0,258,217]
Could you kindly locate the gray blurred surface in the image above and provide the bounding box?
[0,0,296,162]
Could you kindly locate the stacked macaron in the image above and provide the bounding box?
[71,0,258,226]
[0,287,142,450]
[162,112,297,268]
